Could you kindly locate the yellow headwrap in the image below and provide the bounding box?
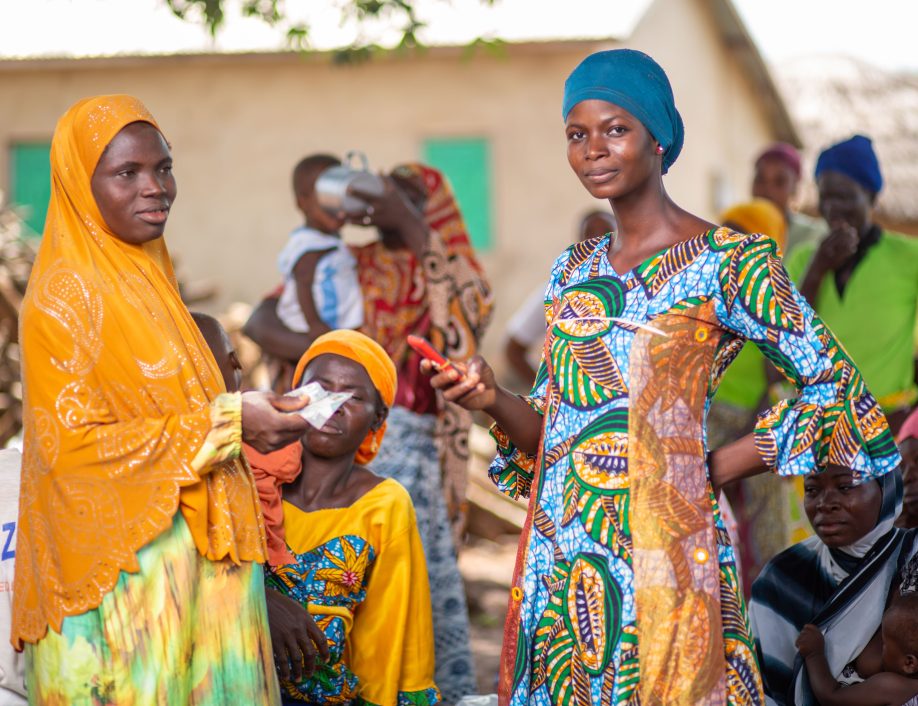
[720,198,788,254]
[292,330,397,465]
[13,95,264,647]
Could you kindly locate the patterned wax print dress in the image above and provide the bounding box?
[490,229,900,706]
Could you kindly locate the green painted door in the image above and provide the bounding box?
[10,142,52,237]
[422,137,493,251]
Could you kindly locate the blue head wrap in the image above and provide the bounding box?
[814,134,883,196]
[562,49,684,174]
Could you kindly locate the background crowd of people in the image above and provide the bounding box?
[0,40,917,706]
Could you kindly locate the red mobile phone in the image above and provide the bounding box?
[406,335,454,372]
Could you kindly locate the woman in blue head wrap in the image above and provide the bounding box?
[427,51,900,706]
[784,134,918,434]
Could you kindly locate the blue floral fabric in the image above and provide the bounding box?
[267,535,376,704]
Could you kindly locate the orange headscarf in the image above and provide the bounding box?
[292,329,397,465]
[720,198,788,254]
[249,329,397,566]
[13,95,265,647]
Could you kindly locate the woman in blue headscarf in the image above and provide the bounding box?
[427,50,900,706]
[784,134,918,435]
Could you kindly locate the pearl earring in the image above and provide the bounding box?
[655,145,665,155]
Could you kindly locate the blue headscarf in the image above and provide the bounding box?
[814,134,883,196]
[562,49,684,174]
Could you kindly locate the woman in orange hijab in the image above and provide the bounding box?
[13,95,317,705]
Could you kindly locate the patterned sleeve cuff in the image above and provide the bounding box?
[487,396,545,499]
[191,392,242,473]
[754,391,900,479]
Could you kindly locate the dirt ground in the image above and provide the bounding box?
[458,534,520,694]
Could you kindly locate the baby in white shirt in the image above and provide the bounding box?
[276,154,363,339]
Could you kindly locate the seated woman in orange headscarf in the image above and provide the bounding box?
[248,330,440,706]
[13,95,323,705]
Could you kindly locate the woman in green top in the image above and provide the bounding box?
[784,134,918,434]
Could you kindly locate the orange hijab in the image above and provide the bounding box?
[720,198,788,254]
[250,330,397,566]
[292,329,397,465]
[12,95,265,647]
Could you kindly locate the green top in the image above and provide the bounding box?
[714,343,768,410]
[784,230,918,411]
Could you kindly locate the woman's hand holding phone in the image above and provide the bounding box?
[413,336,542,453]
[407,335,457,373]
[421,354,498,412]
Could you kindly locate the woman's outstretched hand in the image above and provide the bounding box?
[241,391,311,453]
[265,587,331,683]
[421,355,497,411]
[424,353,542,454]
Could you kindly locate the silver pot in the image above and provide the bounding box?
[315,151,385,215]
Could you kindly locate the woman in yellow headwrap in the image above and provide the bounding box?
[720,198,788,254]
[248,330,440,706]
[13,95,320,705]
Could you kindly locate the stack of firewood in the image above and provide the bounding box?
[0,194,35,447]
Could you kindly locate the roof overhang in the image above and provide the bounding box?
[709,0,801,146]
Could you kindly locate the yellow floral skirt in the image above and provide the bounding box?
[25,514,279,705]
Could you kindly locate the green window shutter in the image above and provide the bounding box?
[10,142,52,237]
[422,137,493,251]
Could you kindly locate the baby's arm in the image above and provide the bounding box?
[804,672,918,706]
[292,249,334,342]
[796,624,916,706]
[796,624,843,703]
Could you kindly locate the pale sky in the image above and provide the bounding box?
[733,0,918,71]
[0,0,916,72]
